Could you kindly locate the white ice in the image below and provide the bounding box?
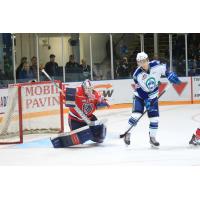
[0,104,200,166]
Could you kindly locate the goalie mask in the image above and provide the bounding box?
[82,79,94,98]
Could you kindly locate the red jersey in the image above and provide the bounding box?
[68,86,102,122]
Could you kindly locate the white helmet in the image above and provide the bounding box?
[82,79,94,97]
[136,52,148,62]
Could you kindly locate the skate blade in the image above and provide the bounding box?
[150,144,160,149]
[189,144,200,148]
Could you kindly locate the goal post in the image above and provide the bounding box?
[0,84,23,144]
[0,81,64,144]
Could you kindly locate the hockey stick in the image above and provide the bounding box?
[119,83,171,139]
[41,69,65,96]
[41,69,97,126]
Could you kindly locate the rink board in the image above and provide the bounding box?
[0,77,200,124]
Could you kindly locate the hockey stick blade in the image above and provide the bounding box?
[120,132,127,138]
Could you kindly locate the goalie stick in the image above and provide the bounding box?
[119,83,171,140]
[41,69,65,96]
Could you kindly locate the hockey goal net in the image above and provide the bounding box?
[0,81,64,144]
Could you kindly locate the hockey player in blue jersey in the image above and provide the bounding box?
[124,52,181,148]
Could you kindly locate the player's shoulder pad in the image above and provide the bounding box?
[133,67,142,81]
[76,86,83,95]
[149,60,160,69]
[76,86,87,98]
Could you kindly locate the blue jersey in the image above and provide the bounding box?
[133,60,167,100]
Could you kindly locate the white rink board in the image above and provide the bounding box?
[0,77,199,115]
[192,77,200,100]
[64,77,192,104]
[21,82,61,113]
[64,79,134,104]
[158,77,191,101]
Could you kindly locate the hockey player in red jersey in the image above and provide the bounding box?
[51,79,109,148]
[68,79,106,129]
[189,128,200,146]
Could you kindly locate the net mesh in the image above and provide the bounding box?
[0,85,20,143]
[0,82,63,144]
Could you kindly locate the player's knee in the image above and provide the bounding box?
[90,123,107,143]
[128,113,142,126]
[150,117,159,123]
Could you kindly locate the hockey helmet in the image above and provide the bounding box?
[136,52,148,62]
[82,79,94,97]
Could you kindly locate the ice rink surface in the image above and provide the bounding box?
[0,104,200,166]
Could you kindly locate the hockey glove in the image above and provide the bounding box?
[166,71,181,85]
[97,97,110,108]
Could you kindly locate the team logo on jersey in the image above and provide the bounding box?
[82,103,93,114]
[146,77,156,91]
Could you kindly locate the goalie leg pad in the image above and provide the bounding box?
[75,126,93,144]
[50,137,63,148]
[51,126,94,148]
[50,135,75,148]
[90,123,107,143]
